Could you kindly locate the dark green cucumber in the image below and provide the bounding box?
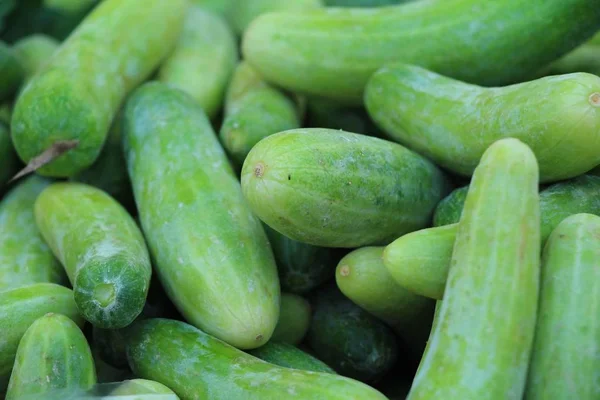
[271,293,311,345]
[34,182,152,328]
[433,186,468,227]
[248,342,336,374]
[0,41,23,101]
[241,128,450,248]
[5,313,96,400]
[12,34,58,88]
[0,121,18,190]
[42,0,100,40]
[110,379,178,397]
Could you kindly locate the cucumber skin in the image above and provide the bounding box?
[306,99,384,138]
[540,44,600,77]
[125,318,387,400]
[0,283,84,392]
[123,82,280,350]
[248,342,336,374]
[243,0,600,104]
[271,293,311,345]
[110,379,177,396]
[366,64,600,182]
[241,128,450,248]
[525,214,600,399]
[0,122,18,191]
[433,186,468,227]
[408,139,540,400]
[11,0,186,177]
[0,41,23,101]
[5,313,96,400]
[158,6,237,120]
[34,182,152,329]
[0,176,67,291]
[12,34,59,86]
[232,0,322,35]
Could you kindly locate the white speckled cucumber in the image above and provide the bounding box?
[271,293,311,345]
[231,0,322,35]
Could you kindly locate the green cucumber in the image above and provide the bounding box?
[589,32,600,46]
[123,82,280,350]
[407,138,540,399]
[6,313,96,400]
[34,182,152,328]
[42,0,99,40]
[306,99,384,138]
[110,379,178,397]
[308,285,398,382]
[0,41,23,101]
[92,347,133,384]
[0,283,84,391]
[158,6,237,120]
[241,128,450,248]
[219,61,300,168]
[190,0,234,21]
[539,44,600,77]
[124,318,387,400]
[366,64,600,182]
[10,0,186,177]
[324,0,410,5]
[433,186,468,227]
[525,213,600,399]
[0,121,17,189]
[243,0,600,104]
[12,34,59,87]
[0,102,11,125]
[248,342,336,374]
[271,293,311,345]
[232,0,322,35]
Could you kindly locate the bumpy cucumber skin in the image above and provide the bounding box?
[271,293,311,345]
[220,61,300,168]
[248,341,336,374]
[433,186,468,227]
[159,6,237,120]
[232,0,322,35]
[125,318,387,400]
[366,64,600,182]
[308,285,398,382]
[34,182,152,329]
[0,176,67,291]
[123,82,280,350]
[241,128,450,248]
[12,34,59,85]
[110,379,178,396]
[10,0,186,177]
[0,122,17,189]
[525,214,600,399]
[408,139,540,400]
[0,41,23,101]
[0,283,84,391]
[243,0,600,104]
[5,313,96,400]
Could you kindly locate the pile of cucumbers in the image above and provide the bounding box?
[1,0,599,399]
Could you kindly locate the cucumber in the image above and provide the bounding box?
[366,64,600,182]
[110,379,177,397]
[124,318,387,400]
[525,213,600,399]
[0,121,17,189]
[433,186,468,227]
[5,313,96,400]
[0,283,84,391]
[0,102,11,125]
[231,0,322,35]
[243,0,600,104]
[308,285,398,382]
[271,293,311,345]
[190,0,234,21]
[92,347,133,384]
[0,41,23,101]
[10,0,186,177]
[0,175,67,290]
[34,182,152,328]
[12,34,59,86]
[539,44,600,77]
[219,61,300,168]
[158,6,237,120]
[123,82,280,350]
[241,128,450,248]
[42,0,99,40]
[324,0,410,5]
[407,138,540,399]
[306,99,384,138]
[248,342,336,374]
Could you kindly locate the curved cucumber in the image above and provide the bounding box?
[408,139,540,399]
[6,313,96,400]
[34,182,152,328]
[0,122,18,191]
[11,0,186,177]
[366,64,600,182]
[248,342,336,374]
[433,186,468,227]
[241,128,450,248]
[232,0,322,35]
[123,82,280,350]
[124,318,387,400]
[12,34,59,88]
[158,6,237,120]
[271,293,311,345]
[110,379,177,397]
[0,41,23,101]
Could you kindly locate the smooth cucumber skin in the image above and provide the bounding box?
[0,122,17,189]
[0,175,67,290]
[248,342,336,374]
[220,61,300,168]
[243,0,600,104]
[158,6,237,120]
[12,34,59,86]
[232,0,322,35]
[525,214,600,400]
[190,0,234,22]
[5,313,96,400]
[241,128,450,248]
[366,64,600,182]
[110,379,178,397]
[408,139,540,400]
[540,44,600,77]
[0,41,23,101]
[433,186,468,227]
[123,82,280,350]
[0,283,84,391]
[271,293,311,345]
[34,182,152,329]
[124,318,388,400]
[10,0,186,177]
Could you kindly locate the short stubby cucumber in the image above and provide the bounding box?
[10,0,186,177]
[232,0,322,35]
[248,341,336,374]
[408,139,540,400]
[110,379,178,397]
[525,214,600,400]
[34,182,152,329]
[366,64,600,182]
[271,293,311,345]
[0,122,17,189]
[0,41,23,101]
[433,186,468,227]
[123,82,280,350]
[124,318,387,400]
[12,34,59,88]
[241,128,450,248]
[243,0,600,104]
[5,313,96,400]
[219,61,300,168]
[0,176,66,290]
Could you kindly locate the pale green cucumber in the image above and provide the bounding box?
[248,341,336,374]
[407,138,540,399]
[433,186,468,227]
[110,379,178,397]
[271,293,311,345]
[12,34,59,87]
[0,121,17,190]
[232,0,322,35]
[190,0,234,21]
[123,82,280,350]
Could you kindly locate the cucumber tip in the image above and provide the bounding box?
[590,92,600,107]
[254,162,265,178]
[93,283,116,308]
[339,265,351,277]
